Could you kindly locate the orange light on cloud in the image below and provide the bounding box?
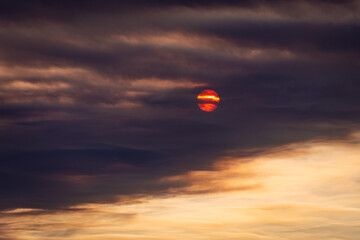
[2,134,360,240]
[197,89,220,112]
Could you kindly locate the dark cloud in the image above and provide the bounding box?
[172,21,360,54]
[0,0,355,23]
[0,0,359,210]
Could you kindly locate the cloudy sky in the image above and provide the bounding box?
[0,1,360,239]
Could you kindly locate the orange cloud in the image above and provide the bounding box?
[2,133,360,240]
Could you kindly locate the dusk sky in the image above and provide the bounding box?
[0,1,360,239]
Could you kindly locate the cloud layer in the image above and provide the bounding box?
[0,0,359,211]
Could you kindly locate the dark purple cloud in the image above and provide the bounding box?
[0,0,359,210]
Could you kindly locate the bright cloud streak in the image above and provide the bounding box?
[1,134,360,240]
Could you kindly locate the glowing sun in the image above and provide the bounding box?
[197,89,220,112]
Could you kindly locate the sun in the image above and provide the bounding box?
[197,89,220,112]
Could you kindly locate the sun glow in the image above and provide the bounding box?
[197,89,220,112]
[197,95,220,101]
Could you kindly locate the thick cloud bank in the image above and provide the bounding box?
[0,0,359,210]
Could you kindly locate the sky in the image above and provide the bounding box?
[0,0,359,239]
